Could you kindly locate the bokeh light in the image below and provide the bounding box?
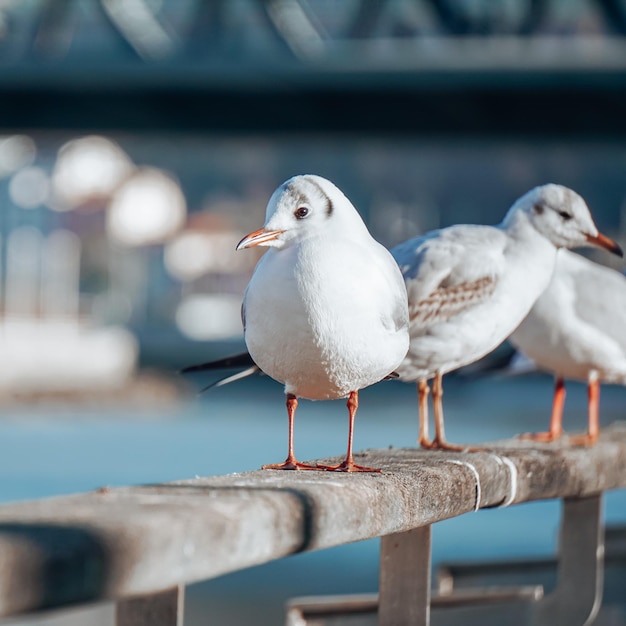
[8,166,50,209]
[107,167,187,246]
[164,231,214,281]
[0,322,138,392]
[51,135,134,210]
[164,230,246,281]
[175,294,243,340]
[0,135,36,178]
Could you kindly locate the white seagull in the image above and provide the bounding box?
[235,175,409,472]
[391,184,623,451]
[509,248,626,445]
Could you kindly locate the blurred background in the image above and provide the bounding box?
[2,1,626,624]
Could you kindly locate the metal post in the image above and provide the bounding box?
[116,585,184,626]
[379,525,431,626]
[532,494,604,626]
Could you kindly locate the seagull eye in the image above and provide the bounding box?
[294,207,309,219]
[558,211,573,221]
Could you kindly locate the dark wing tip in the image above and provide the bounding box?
[180,351,255,374]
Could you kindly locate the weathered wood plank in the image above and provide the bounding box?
[1,423,626,618]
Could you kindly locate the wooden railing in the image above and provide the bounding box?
[2,422,626,625]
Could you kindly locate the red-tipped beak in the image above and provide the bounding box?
[585,232,624,257]
[236,228,285,250]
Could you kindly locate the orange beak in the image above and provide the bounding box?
[236,228,285,251]
[585,232,623,257]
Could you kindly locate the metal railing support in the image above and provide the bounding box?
[531,494,604,626]
[116,585,184,626]
[379,525,432,626]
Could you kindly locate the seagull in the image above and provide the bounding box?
[230,175,409,472]
[390,184,623,451]
[508,248,626,445]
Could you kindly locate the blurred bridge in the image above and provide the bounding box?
[3,0,626,136]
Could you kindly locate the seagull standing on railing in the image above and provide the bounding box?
[508,248,626,445]
[390,184,623,451]
[188,175,409,472]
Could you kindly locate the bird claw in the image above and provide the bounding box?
[517,431,562,443]
[567,433,598,447]
[322,459,382,473]
[261,458,382,472]
[262,458,321,471]
[419,439,470,452]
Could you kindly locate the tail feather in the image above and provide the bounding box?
[181,351,262,394]
[458,344,536,380]
[199,365,261,393]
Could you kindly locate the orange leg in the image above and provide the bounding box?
[326,391,382,473]
[421,372,467,451]
[417,379,432,448]
[569,375,600,446]
[519,376,565,443]
[263,394,320,470]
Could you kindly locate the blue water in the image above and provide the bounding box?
[3,374,626,625]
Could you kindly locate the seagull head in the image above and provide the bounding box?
[511,183,623,257]
[236,175,367,251]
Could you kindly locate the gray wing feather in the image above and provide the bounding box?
[392,225,504,328]
[409,276,497,325]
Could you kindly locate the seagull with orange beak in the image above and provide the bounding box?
[235,175,409,472]
[391,184,623,451]
[509,248,626,446]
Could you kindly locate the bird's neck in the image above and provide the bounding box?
[500,208,555,251]
[499,209,559,300]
